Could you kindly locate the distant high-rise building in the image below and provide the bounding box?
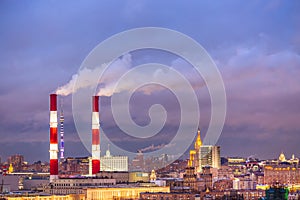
[100,146,128,172]
[7,154,24,172]
[188,129,202,173]
[131,151,144,171]
[199,145,221,170]
[160,154,168,167]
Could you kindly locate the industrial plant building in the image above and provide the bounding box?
[45,177,116,195]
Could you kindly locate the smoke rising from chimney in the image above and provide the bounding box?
[55,54,132,96]
[138,144,165,153]
[55,67,102,96]
[55,54,205,98]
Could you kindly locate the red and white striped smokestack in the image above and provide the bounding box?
[92,96,100,174]
[49,94,58,182]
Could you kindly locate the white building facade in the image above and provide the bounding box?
[100,148,128,172]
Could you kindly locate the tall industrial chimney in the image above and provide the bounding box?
[49,94,58,182]
[92,96,100,174]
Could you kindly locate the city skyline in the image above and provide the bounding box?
[1,1,300,162]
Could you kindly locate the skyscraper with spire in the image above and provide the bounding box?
[185,129,202,191]
[188,129,220,172]
[188,129,202,173]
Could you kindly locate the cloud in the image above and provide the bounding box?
[1,0,300,162]
[219,42,300,142]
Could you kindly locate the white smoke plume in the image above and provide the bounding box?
[55,67,101,96]
[55,54,132,96]
[97,57,206,96]
[96,53,132,96]
[55,54,204,97]
[138,144,165,153]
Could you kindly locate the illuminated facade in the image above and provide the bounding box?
[150,169,157,181]
[199,145,221,170]
[227,157,246,167]
[44,178,116,195]
[6,187,169,200]
[217,166,234,179]
[213,179,233,191]
[129,171,149,182]
[8,163,14,173]
[183,166,197,191]
[279,152,286,162]
[140,192,198,200]
[278,152,299,165]
[188,130,202,173]
[86,186,170,200]
[100,147,128,172]
[233,175,256,190]
[6,194,85,200]
[264,165,300,185]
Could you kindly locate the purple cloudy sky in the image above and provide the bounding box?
[0,0,300,162]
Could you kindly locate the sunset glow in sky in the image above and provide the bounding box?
[0,1,299,162]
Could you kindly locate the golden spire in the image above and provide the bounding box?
[8,163,14,173]
[194,129,202,150]
[205,186,210,193]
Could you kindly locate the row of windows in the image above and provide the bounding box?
[53,182,114,187]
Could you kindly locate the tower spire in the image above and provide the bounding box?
[194,129,202,150]
[59,97,65,160]
[106,143,111,157]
